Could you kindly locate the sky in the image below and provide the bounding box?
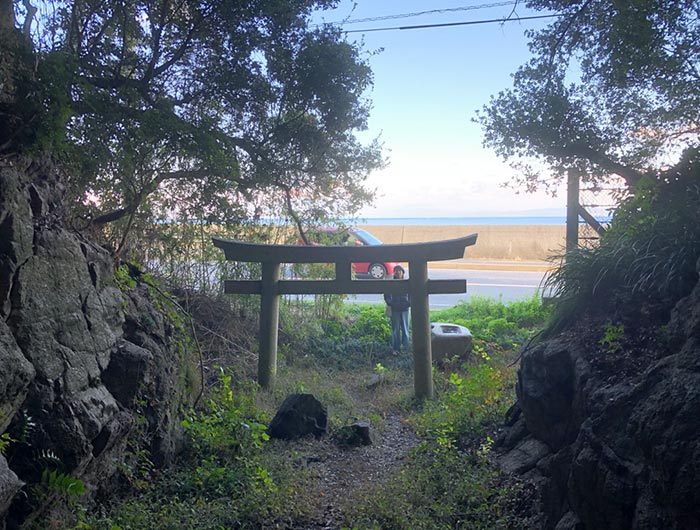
[312,1,567,218]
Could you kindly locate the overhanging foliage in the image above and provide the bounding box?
[477,0,700,193]
[1,0,383,254]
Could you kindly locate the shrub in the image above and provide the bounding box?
[414,365,515,447]
[279,302,392,369]
[431,295,548,353]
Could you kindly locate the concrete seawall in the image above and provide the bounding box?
[358,224,567,262]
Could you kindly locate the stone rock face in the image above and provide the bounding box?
[0,156,194,526]
[496,264,700,530]
[0,320,34,434]
[333,421,373,447]
[119,284,193,467]
[102,340,154,408]
[0,458,22,522]
[268,394,328,440]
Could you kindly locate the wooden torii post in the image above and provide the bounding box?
[213,233,478,400]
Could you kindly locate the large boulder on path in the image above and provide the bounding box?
[268,394,327,440]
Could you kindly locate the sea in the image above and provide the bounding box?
[255,215,612,227]
[354,216,569,226]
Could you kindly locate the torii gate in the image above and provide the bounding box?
[213,233,478,399]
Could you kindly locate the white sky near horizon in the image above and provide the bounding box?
[313,1,568,218]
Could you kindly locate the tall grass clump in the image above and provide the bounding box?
[345,442,528,530]
[545,149,700,331]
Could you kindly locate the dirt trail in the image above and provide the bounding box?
[290,414,421,529]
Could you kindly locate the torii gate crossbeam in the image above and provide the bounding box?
[213,233,478,399]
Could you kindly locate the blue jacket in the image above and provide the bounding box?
[384,292,410,312]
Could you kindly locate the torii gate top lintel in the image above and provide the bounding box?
[212,233,478,263]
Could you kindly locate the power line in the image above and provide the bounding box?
[330,2,519,25]
[344,14,561,34]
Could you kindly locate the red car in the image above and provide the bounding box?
[345,227,401,279]
[299,227,400,279]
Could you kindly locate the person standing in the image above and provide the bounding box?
[384,265,410,353]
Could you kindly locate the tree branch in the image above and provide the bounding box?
[283,187,309,245]
[565,143,645,186]
[21,0,36,38]
[91,168,245,226]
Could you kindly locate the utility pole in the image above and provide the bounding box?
[566,170,580,252]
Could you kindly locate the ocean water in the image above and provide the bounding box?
[256,215,612,227]
[354,216,568,226]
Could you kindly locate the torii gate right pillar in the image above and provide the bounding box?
[409,259,433,400]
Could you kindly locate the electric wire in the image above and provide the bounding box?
[329,2,520,25]
[343,14,561,34]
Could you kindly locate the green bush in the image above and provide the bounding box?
[279,302,392,369]
[414,364,515,448]
[348,304,392,345]
[86,370,307,529]
[182,370,268,461]
[431,295,548,352]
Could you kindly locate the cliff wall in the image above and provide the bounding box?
[495,260,700,529]
[0,156,195,528]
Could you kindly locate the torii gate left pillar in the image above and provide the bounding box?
[259,262,281,389]
[213,234,478,400]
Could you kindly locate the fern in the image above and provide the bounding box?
[0,433,14,455]
[40,469,87,497]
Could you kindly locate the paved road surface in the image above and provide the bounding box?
[344,267,549,309]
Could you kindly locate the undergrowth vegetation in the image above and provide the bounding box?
[34,294,548,530]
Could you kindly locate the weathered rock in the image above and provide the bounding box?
[268,393,327,440]
[333,421,373,447]
[516,338,590,451]
[0,457,22,522]
[498,265,700,530]
[499,436,551,475]
[120,289,194,467]
[430,322,472,362]
[554,511,583,530]
[0,155,195,525]
[501,415,530,450]
[0,159,36,319]
[365,373,384,389]
[7,228,124,393]
[0,320,34,433]
[102,340,153,407]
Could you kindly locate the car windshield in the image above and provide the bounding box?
[352,229,383,246]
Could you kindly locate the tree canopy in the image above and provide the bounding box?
[1,0,382,251]
[477,0,700,193]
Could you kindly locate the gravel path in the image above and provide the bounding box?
[289,414,421,529]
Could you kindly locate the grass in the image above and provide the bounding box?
[342,444,528,530]
[29,294,548,530]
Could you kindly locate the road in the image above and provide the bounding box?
[344,268,549,309]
